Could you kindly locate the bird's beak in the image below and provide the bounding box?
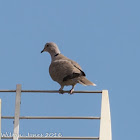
[41,49,44,53]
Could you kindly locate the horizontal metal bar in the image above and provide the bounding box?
[1,136,99,139]
[21,90,102,93]
[1,137,13,139]
[2,116,100,120]
[0,90,102,93]
[0,90,16,92]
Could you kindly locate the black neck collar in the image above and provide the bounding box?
[54,53,60,57]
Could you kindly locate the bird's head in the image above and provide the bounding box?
[41,42,60,55]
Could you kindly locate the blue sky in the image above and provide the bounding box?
[0,0,140,140]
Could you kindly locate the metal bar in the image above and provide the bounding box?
[1,116,14,119]
[21,90,102,93]
[1,137,13,139]
[99,90,112,140]
[0,99,1,140]
[0,90,102,93]
[1,116,100,119]
[19,137,99,139]
[0,90,16,92]
[13,84,21,140]
[1,136,99,139]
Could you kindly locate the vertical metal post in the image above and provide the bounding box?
[99,90,112,140]
[0,99,1,140]
[13,84,21,140]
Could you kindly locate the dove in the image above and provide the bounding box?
[41,42,96,94]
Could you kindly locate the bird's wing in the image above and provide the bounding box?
[56,54,85,75]
[70,60,86,76]
[49,54,85,83]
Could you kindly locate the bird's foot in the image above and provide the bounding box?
[59,89,64,94]
[69,89,74,94]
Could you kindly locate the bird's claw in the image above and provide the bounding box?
[69,89,74,94]
[59,89,64,94]
[59,88,74,94]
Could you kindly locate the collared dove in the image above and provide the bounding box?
[41,42,96,94]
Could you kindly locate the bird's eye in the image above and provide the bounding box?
[47,44,49,47]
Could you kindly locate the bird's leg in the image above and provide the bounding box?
[59,86,64,94]
[69,85,75,94]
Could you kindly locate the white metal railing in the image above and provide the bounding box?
[0,84,112,140]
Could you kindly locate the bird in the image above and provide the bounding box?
[41,42,96,94]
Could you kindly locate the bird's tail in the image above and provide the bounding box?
[78,76,96,86]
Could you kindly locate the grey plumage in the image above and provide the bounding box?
[41,42,96,94]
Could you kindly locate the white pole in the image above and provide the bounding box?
[13,84,21,140]
[99,90,112,140]
[0,99,1,140]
